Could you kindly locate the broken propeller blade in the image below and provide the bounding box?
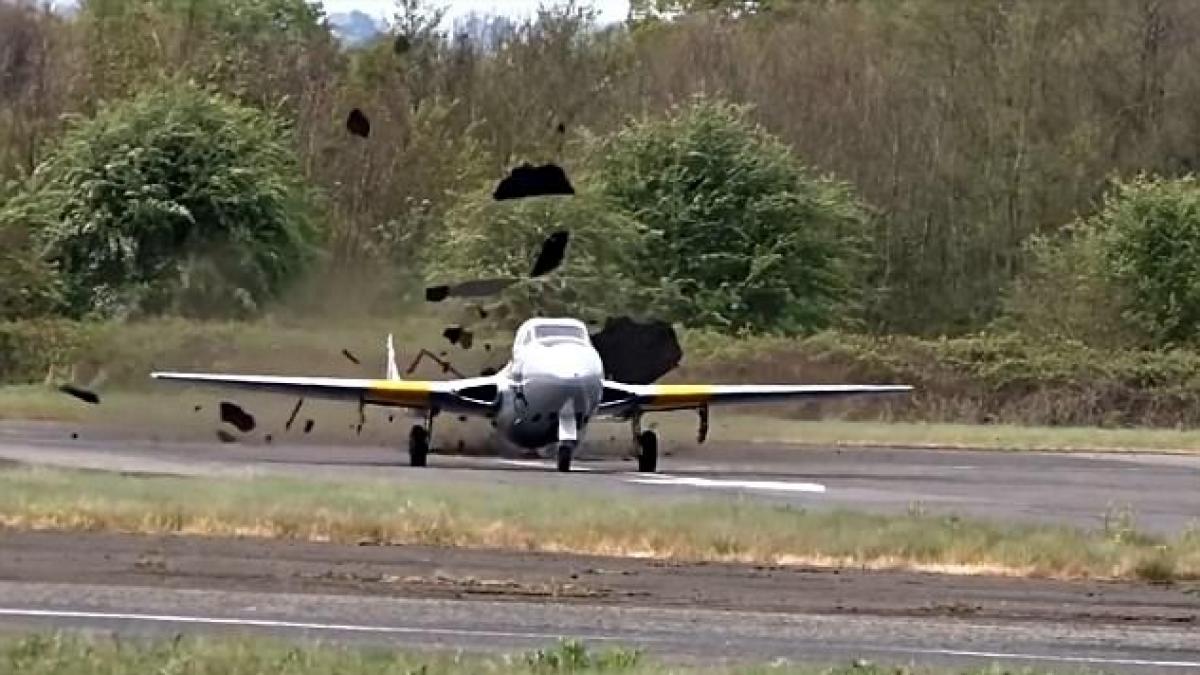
[57,384,100,405]
[530,230,570,277]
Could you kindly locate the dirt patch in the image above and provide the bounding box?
[0,530,1194,627]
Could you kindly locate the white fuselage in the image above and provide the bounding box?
[493,319,604,449]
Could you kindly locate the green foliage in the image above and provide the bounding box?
[597,97,869,335]
[428,190,681,326]
[523,640,642,672]
[999,224,1143,348]
[1005,176,1200,348]
[1,83,320,319]
[1097,175,1200,346]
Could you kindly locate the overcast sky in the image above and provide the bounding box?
[319,0,630,24]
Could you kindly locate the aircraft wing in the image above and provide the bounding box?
[150,372,500,414]
[600,382,912,414]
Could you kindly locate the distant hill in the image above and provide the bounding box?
[328,10,386,47]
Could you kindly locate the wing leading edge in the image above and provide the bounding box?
[150,372,500,413]
[601,382,912,414]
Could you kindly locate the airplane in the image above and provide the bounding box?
[152,317,912,472]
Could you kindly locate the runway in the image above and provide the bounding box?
[0,532,1197,672]
[0,420,1199,671]
[1,421,1198,533]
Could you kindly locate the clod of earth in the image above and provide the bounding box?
[492,162,575,201]
[284,399,304,431]
[530,230,569,277]
[590,316,682,385]
[193,405,202,412]
[443,325,465,346]
[303,419,314,434]
[341,349,361,365]
[425,285,450,302]
[57,384,100,405]
[215,429,237,444]
[219,402,256,433]
[346,108,370,138]
[556,122,566,135]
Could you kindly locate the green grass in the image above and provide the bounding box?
[1,466,1197,581]
[0,634,1117,675]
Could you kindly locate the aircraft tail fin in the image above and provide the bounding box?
[386,333,401,380]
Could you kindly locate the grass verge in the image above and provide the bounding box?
[0,466,1196,581]
[0,634,1113,675]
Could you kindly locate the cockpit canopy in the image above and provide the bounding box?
[515,318,589,350]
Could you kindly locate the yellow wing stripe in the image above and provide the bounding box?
[646,384,715,408]
[364,380,433,406]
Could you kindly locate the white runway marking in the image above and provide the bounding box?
[626,474,826,494]
[495,459,595,472]
[0,607,638,642]
[0,607,1197,669]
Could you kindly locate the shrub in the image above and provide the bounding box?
[0,82,321,319]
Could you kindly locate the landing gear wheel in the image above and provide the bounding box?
[637,431,658,473]
[408,425,429,467]
[556,442,575,473]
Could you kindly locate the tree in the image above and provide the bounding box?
[0,82,320,319]
[596,97,869,334]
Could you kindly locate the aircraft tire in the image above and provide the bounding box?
[637,431,658,473]
[556,442,575,473]
[409,425,429,467]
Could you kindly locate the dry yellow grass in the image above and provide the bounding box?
[0,466,1197,581]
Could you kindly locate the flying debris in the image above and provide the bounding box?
[218,401,256,433]
[264,434,273,444]
[442,325,475,350]
[303,419,315,434]
[556,122,567,135]
[425,278,517,303]
[493,162,575,201]
[193,405,203,412]
[284,398,304,431]
[590,316,683,385]
[216,429,237,444]
[57,384,100,405]
[341,349,361,365]
[530,230,570,277]
[346,108,370,138]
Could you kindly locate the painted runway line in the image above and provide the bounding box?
[626,474,827,493]
[0,607,1197,669]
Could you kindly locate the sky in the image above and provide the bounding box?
[319,0,631,25]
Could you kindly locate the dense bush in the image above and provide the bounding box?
[597,98,869,335]
[0,83,320,319]
[1003,176,1200,348]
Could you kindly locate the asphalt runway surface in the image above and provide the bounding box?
[1,421,1198,534]
[0,421,1199,671]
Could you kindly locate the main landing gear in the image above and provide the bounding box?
[631,414,658,473]
[408,410,435,467]
[637,430,658,473]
